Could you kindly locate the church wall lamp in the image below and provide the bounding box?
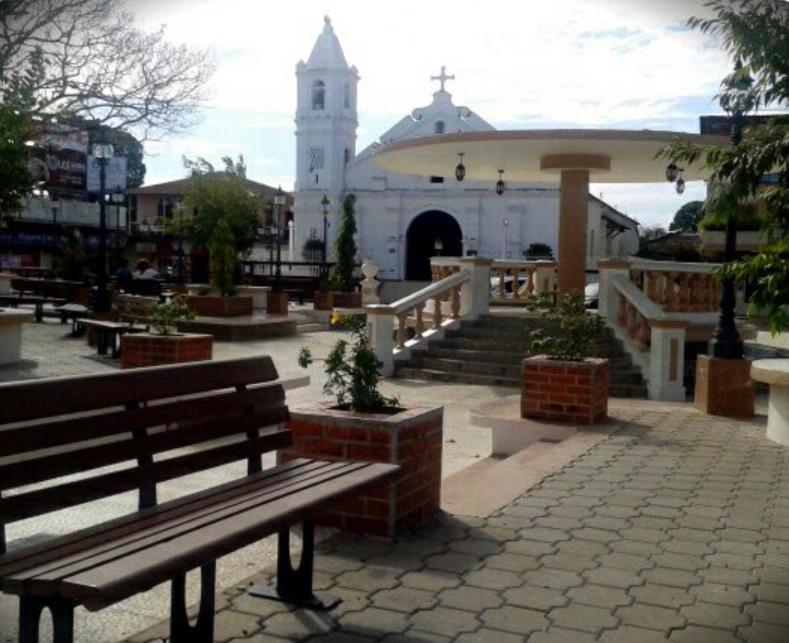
[455,152,466,181]
[496,169,506,196]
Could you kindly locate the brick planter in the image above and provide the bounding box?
[267,291,289,315]
[186,295,252,317]
[283,404,443,537]
[313,291,333,311]
[521,355,608,424]
[331,291,362,308]
[121,333,213,369]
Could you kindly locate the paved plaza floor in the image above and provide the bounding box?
[2,320,789,643]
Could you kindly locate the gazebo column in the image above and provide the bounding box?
[541,154,611,294]
[558,169,589,293]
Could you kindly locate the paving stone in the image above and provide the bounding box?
[699,566,757,587]
[380,631,449,643]
[214,610,264,641]
[522,527,572,543]
[449,538,502,557]
[399,570,461,592]
[680,601,748,629]
[438,585,503,611]
[505,540,557,557]
[548,603,617,634]
[741,621,789,643]
[314,554,366,575]
[522,568,584,590]
[339,607,411,636]
[263,609,335,639]
[597,552,654,572]
[408,606,481,638]
[630,583,694,608]
[670,626,740,643]
[424,552,481,574]
[662,539,713,556]
[455,629,524,643]
[542,553,597,573]
[599,624,670,641]
[751,600,789,626]
[705,552,759,571]
[484,552,541,572]
[651,552,708,571]
[528,626,597,642]
[571,528,621,543]
[371,586,438,613]
[753,582,789,604]
[567,584,631,609]
[690,582,754,607]
[309,634,375,643]
[616,603,686,631]
[550,505,594,520]
[487,514,535,530]
[619,528,668,544]
[504,585,569,611]
[583,567,643,589]
[335,567,401,592]
[479,605,549,635]
[759,566,789,585]
[534,515,584,530]
[463,567,523,590]
[718,528,764,544]
[555,539,609,558]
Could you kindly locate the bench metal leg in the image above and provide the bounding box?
[170,561,216,643]
[248,520,340,610]
[96,331,108,356]
[19,596,75,643]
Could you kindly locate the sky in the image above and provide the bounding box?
[126,0,736,228]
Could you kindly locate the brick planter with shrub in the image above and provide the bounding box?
[121,333,212,369]
[522,355,608,424]
[186,295,252,317]
[283,404,443,537]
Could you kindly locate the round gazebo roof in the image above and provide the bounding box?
[373,129,728,183]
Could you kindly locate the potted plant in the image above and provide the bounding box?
[282,317,444,537]
[182,156,258,317]
[121,296,213,368]
[328,194,361,308]
[522,292,608,424]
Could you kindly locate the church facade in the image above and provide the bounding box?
[293,18,639,282]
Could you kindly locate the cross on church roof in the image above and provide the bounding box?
[431,66,455,92]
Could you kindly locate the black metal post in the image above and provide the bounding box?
[95,158,110,312]
[321,213,329,289]
[709,107,744,360]
[274,203,282,292]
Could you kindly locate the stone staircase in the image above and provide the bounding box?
[394,313,649,398]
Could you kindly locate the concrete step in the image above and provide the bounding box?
[412,356,521,378]
[423,344,637,368]
[394,366,521,388]
[435,336,628,359]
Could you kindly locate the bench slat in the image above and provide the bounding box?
[0,356,279,424]
[0,459,319,579]
[0,383,284,458]
[63,461,397,609]
[0,405,289,490]
[0,430,293,524]
[1,460,339,587]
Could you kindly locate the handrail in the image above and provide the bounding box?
[628,257,722,274]
[391,270,469,315]
[611,275,664,320]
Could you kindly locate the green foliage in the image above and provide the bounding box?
[184,156,259,296]
[670,201,705,231]
[523,242,555,260]
[0,47,44,224]
[526,293,605,362]
[660,1,789,331]
[147,296,195,336]
[330,194,358,292]
[297,316,399,413]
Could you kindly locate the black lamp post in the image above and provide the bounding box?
[320,194,330,290]
[92,135,114,312]
[174,198,186,285]
[273,186,286,292]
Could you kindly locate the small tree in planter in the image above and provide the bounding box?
[285,316,444,536]
[121,297,213,369]
[329,194,361,308]
[522,293,609,424]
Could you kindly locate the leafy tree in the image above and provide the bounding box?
[661,0,789,332]
[1,0,214,139]
[524,242,554,260]
[0,47,44,223]
[330,194,358,292]
[184,156,259,296]
[670,201,705,231]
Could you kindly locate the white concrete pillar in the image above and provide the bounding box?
[648,321,687,402]
[597,259,630,321]
[366,304,396,376]
[458,257,492,319]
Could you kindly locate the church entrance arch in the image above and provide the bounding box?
[405,210,463,281]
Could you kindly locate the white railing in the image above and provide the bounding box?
[430,257,556,305]
[367,257,492,375]
[598,258,723,402]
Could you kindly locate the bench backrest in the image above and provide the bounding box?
[0,356,290,555]
[114,293,157,319]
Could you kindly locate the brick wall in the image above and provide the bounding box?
[186,295,252,317]
[521,355,608,424]
[121,333,213,368]
[282,405,443,537]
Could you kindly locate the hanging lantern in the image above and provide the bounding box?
[455,152,466,182]
[495,169,506,196]
[675,177,686,194]
[665,162,680,183]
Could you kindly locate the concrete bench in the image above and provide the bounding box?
[751,359,789,446]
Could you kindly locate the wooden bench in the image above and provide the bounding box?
[0,294,67,322]
[53,303,90,336]
[0,356,398,643]
[76,319,147,357]
[114,293,158,327]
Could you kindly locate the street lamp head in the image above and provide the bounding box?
[320,193,330,216]
[434,238,443,251]
[455,152,466,182]
[273,185,286,206]
[675,177,686,195]
[495,169,506,196]
[503,217,510,228]
[665,162,680,183]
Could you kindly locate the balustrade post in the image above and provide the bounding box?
[415,303,425,338]
[647,320,687,402]
[459,257,492,319]
[432,296,443,329]
[450,287,461,319]
[534,261,557,296]
[365,305,396,377]
[597,259,630,321]
[396,313,407,349]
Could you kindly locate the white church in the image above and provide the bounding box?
[293,17,639,282]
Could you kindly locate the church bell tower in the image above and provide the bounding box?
[294,17,359,258]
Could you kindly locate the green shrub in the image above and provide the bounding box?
[147,296,195,336]
[526,292,605,361]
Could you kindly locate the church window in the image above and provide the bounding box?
[309,146,325,171]
[430,176,444,183]
[344,148,350,164]
[344,82,351,108]
[434,120,445,134]
[312,80,325,110]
